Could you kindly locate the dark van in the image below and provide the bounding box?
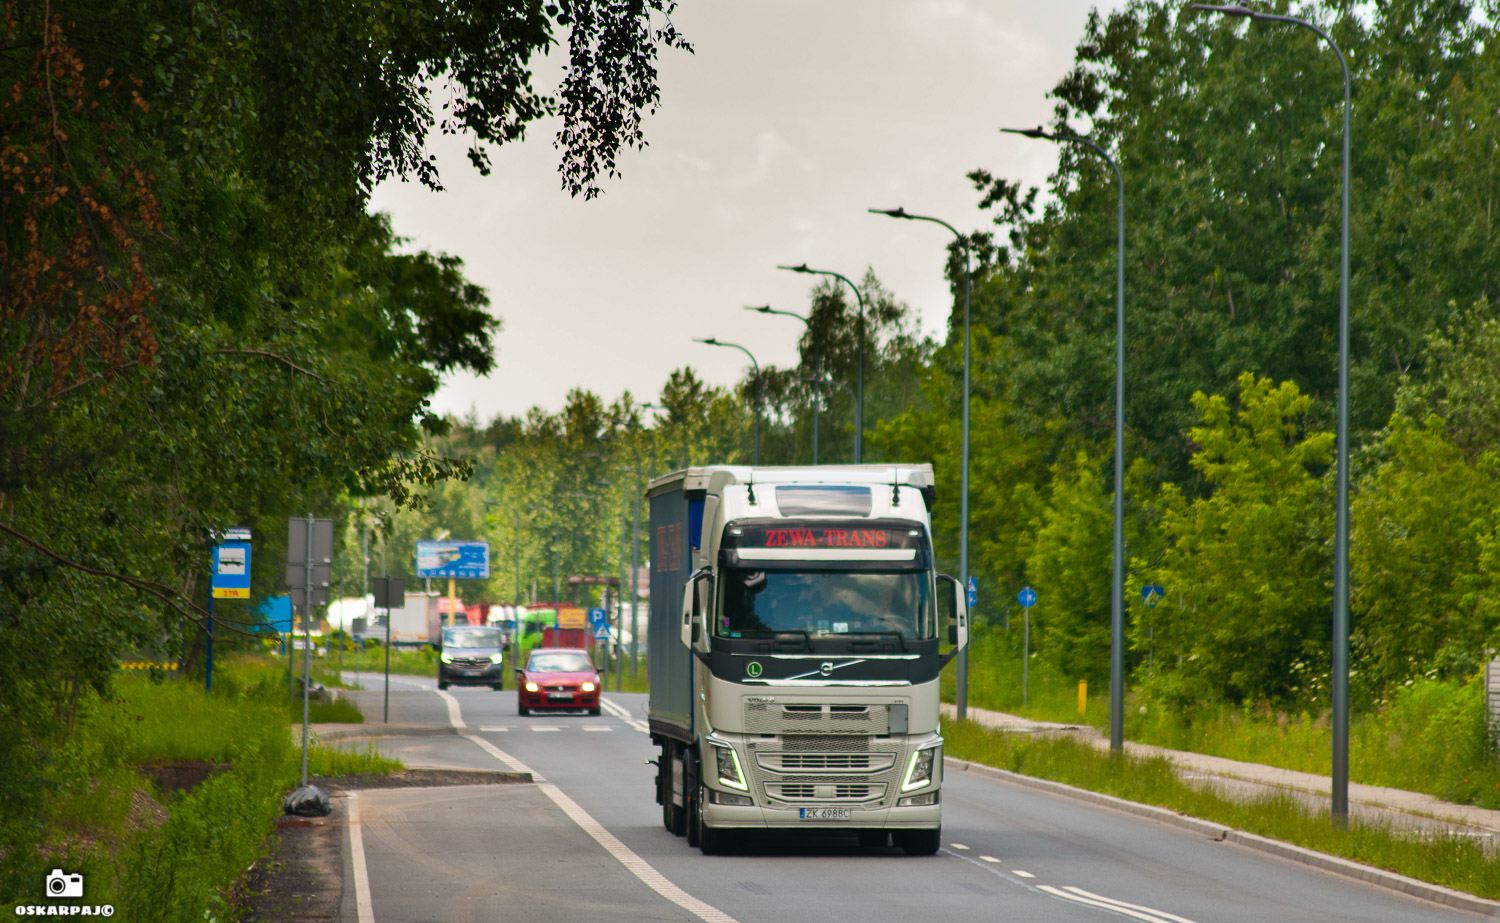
[437,625,506,690]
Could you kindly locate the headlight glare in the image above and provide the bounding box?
[489,653,504,663]
[439,653,454,663]
[524,682,539,692]
[581,682,596,692]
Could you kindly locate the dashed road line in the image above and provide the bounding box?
[950,842,970,850]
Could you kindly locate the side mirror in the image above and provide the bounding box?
[937,574,969,652]
[680,568,712,650]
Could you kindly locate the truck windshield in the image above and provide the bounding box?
[717,568,931,640]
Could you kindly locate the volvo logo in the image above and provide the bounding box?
[820,662,834,676]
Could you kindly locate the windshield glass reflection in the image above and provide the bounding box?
[717,569,931,640]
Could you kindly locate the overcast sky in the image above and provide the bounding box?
[367,1,1125,424]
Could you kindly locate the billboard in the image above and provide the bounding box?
[415,540,490,579]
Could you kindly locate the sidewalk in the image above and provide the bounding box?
[942,702,1500,842]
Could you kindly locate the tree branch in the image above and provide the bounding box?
[213,348,325,380]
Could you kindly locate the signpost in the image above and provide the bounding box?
[1142,585,1164,676]
[286,516,333,787]
[1018,587,1037,706]
[207,526,252,694]
[372,576,405,724]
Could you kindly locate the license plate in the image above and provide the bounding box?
[548,692,572,700]
[799,807,850,821]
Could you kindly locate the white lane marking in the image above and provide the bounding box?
[532,726,561,732]
[1012,869,1035,878]
[464,734,546,782]
[950,842,971,850]
[434,688,466,729]
[1038,885,1199,923]
[978,855,999,863]
[461,734,739,923]
[600,696,651,733]
[583,727,614,732]
[347,793,376,923]
[478,726,510,732]
[1063,887,1199,923]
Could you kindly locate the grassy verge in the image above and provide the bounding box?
[1,654,398,921]
[953,625,1500,809]
[943,719,1500,900]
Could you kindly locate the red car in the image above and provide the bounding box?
[515,648,601,716]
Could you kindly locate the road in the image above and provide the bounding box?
[333,676,1491,923]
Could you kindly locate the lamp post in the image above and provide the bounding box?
[799,376,857,463]
[1001,125,1127,753]
[643,401,686,470]
[1190,2,1354,825]
[779,263,867,462]
[870,206,975,721]
[694,337,761,465]
[747,305,818,465]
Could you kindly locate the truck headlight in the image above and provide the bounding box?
[901,746,939,792]
[440,653,454,663]
[714,745,749,790]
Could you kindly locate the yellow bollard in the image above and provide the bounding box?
[1078,679,1087,716]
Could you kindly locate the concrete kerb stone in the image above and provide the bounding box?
[309,724,460,742]
[944,757,1500,917]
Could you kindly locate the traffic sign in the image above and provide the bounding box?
[1017,586,1037,609]
[967,576,978,608]
[1141,585,1165,607]
[588,607,607,630]
[211,541,251,599]
[594,625,612,640]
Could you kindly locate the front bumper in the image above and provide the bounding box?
[520,689,600,710]
[439,661,504,686]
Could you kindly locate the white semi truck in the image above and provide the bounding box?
[647,465,969,855]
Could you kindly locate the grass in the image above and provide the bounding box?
[942,719,1500,900]
[0,654,401,920]
[953,625,1500,809]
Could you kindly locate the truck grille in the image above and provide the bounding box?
[765,782,885,803]
[755,752,898,772]
[745,701,889,735]
[746,735,907,808]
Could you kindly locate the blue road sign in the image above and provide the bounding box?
[1142,585,1165,607]
[1017,586,1037,609]
[588,607,607,630]
[967,576,978,608]
[415,540,490,579]
[594,624,612,640]
[211,541,251,599]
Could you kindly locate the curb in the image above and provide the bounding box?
[312,725,461,742]
[945,757,1500,916]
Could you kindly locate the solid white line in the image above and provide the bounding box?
[434,688,466,729]
[460,734,738,923]
[1038,885,1192,923]
[347,793,375,923]
[1062,887,1200,923]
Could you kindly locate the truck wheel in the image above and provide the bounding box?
[895,828,941,856]
[685,755,701,848]
[695,780,733,855]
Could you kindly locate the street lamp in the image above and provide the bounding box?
[1002,124,1127,753]
[1190,1,1354,825]
[779,263,867,462]
[870,206,975,722]
[694,337,761,465]
[643,400,686,470]
[747,305,819,465]
[799,376,856,463]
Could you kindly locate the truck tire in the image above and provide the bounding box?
[684,753,701,848]
[895,828,941,856]
[662,742,687,837]
[695,780,734,855]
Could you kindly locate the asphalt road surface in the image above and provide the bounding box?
[334,676,1492,923]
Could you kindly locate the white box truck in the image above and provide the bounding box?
[647,465,969,854]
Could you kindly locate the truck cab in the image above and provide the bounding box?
[647,466,968,854]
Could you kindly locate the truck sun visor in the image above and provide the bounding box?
[774,485,873,517]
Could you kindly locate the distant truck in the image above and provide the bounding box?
[387,592,441,648]
[647,465,968,855]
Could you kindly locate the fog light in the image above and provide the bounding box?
[710,789,753,806]
[897,791,939,807]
